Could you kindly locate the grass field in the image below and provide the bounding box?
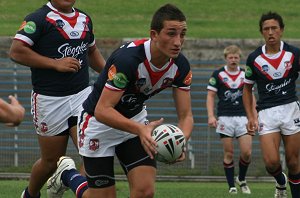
[2,0,300,38]
[1,179,284,198]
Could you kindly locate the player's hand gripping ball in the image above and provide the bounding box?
[151,124,186,163]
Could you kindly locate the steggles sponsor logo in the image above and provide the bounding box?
[266,78,291,94]
[224,90,243,102]
[58,42,88,58]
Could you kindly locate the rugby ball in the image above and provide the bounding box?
[151,124,186,163]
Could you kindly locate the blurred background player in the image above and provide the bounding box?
[46,3,193,198]
[206,45,256,194]
[0,95,25,127]
[9,0,106,197]
[243,11,300,198]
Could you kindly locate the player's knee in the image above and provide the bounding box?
[131,187,154,198]
[286,158,299,173]
[39,157,57,170]
[241,150,252,161]
[224,152,234,161]
[263,155,280,168]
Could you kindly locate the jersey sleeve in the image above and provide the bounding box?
[207,70,219,92]
[244,54,257,85]
[105,54,134,91]
[87,15,95,47]
[14,11,44,46]
[172,55,192,91]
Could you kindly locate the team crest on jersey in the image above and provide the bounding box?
[183,71,192,85]
[83,22,89,31]
[136,78,146,88]
[284,61,292,70]
[245,66,252,77]
[55,19,65,29]
[162,78,174,88]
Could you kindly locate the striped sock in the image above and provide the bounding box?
[62,169,88,198]
[224,161,235,188]
[288,172,300,198]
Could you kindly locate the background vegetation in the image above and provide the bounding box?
[1,0,300,38]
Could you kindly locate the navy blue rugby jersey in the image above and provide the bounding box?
[245,41,300,111]
[83,39,192,118]
[207,66,246,117]
[14,2,95,96]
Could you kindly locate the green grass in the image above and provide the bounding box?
[2,0,300,38]
[2,179,283,198]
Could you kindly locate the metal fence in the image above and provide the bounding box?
[0,58,284,176]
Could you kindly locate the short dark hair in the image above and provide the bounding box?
[150,4,186,33]
[259,11,284,32]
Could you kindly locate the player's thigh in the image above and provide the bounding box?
[69,125,78,149]
[221,137,234,153]
[38,135,69,161]
[259,133,281,163]
[237,134,252,154]
[282,132,300,170]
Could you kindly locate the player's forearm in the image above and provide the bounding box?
[206,95,215,118]
[94,106,144,135]
[243,86,255,119]
[178,115,194,140]
[88,46,106,73]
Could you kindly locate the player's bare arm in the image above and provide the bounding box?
[88,44,106,73]
[243,83,257,135]
[206,90,218,128]
[173,87,194,140]
[172,88,193,162]
[10,39,81,72]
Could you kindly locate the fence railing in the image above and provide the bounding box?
[0,58,286,175]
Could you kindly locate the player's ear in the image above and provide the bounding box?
[150,30,158,41]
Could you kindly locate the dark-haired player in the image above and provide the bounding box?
[47,3,193,198]
[243,11,300,198]
[9,0,106,197]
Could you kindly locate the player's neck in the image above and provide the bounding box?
[265,44,281,54]
[226,65,239,72]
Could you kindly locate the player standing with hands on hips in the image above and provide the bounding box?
[243,11,300,198]
[9,0,106,198]
[46,3,193,198]
[206,45,256,195]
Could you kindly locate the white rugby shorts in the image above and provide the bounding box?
[78,109,148,158]
[31,86,92,136]
[216,116,248,137]
[258,101,300,136]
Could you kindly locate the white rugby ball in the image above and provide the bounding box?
[151,124,186,163]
